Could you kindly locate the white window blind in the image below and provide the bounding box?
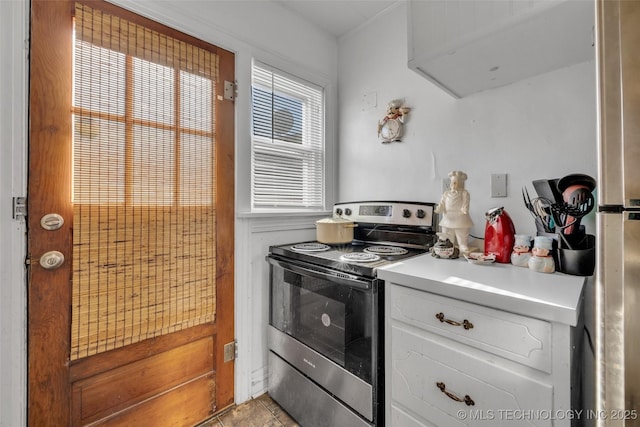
[251,61,325,210]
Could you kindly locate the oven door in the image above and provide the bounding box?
[267,255,381,423]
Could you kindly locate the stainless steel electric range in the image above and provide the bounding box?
[267,201,437,427]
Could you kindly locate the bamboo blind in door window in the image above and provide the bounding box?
[71,3,218,360]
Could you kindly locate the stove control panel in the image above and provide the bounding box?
[334,201,435,227]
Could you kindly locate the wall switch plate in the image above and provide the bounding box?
[442,178,450,193]
[491,173,508,197]
[361,91,377,111]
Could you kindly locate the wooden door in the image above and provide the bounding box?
[28,1,235,425]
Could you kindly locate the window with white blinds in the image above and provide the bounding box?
[251,61,325,210]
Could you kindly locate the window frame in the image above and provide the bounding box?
[249,59,327,212]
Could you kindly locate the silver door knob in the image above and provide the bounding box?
[39,251,65,270]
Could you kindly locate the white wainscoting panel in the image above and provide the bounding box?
[235,215,324,402]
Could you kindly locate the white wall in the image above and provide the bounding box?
[0,1,28,426]
[337,3,597,243]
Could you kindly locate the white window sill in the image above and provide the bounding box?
[236,210,331,219]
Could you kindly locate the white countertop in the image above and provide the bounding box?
[378,254,586,326]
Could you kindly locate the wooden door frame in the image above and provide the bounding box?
[28,1,235,424]
[214,32,236,414]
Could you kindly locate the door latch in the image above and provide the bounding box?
[13,197,26,219]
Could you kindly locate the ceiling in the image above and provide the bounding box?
[273,0,399,38]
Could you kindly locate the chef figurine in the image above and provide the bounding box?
[510,234,532,267]
[435,170,473,254]
[527,236,555,273]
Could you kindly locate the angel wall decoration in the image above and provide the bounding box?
[378,100,410,143]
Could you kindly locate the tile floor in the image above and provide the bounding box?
[198,393,300,427]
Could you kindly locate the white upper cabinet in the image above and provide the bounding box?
[408,0,595,98]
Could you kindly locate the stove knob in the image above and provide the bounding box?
[344,208,352,216]
[403,209,411,218]
[416,209,426,219]
[335,208,343,216]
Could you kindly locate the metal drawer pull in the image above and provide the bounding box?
[435,312,474,330]
[436,382,475,406]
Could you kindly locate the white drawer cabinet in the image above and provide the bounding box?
[390,285,552,372]
[391,325,553,426]
[378,255,586,427]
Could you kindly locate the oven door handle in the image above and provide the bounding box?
[267,256,372,290]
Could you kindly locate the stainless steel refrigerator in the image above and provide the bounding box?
[596,0,640,425]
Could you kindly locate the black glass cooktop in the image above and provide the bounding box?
[268,241,429,278]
